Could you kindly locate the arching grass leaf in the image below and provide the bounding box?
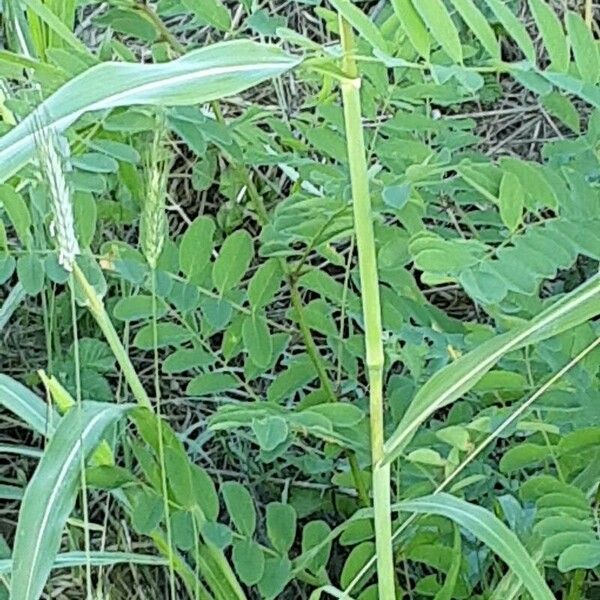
[11,402,132,600]
[0,374,58,436]
[383,274,600,465]
[0,41,300,184]
[398,494,555,600]
[0,551,167,575]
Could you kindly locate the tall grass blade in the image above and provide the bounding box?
[0,373,58,436]
[0,40,300,183]
[11,402,132,600]
[383,274,600,465]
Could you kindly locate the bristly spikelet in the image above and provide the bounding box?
[140,128,169,270]
[35,124,80,272]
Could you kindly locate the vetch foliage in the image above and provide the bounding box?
[0,1,599,599]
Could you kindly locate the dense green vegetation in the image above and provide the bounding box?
[0,0,599,598]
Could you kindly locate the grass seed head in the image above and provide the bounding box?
[35,123,80,272]
[140,128,169,270]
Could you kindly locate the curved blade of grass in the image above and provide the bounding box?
[0,484,23,500]
[383,274,600,465]
[0,443,43,458]
[0,282,25,334]
[398,493,555,600]
[491,549,545,600]
[0,40,300,183]
[0,551,167,574]
[0,373,58,436]
[11,401,132,600]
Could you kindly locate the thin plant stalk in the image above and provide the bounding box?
[338,15,395,598]
[585,0,593,28]
[70,276,93,599]
[151,269,177,600]
[72,263,152,410]
[143,128,177,599]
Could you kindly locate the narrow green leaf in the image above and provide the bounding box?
[542,91,580,133]
[248,258,283,309]
[20,0,91,57]
[329,0,388,54]
[11,402,131,600]
[191,465,219,520]
[72,152,119,173]
[542,71,600,109]
[434,526,462,600]
[0,282,25,334]
[448,0,500,58]
[391,0,431,59]
[341,542,375,589]
[186,372,237,396]
[414,0,463,63]
[558,543,600,572]
[133,323,192,349]
[0,551,167,575]
[565,11,599,84]
[113,295,168,321]
[484,0,535,62]
[398,494,555,600]
[528,0,569,72]
[500,443,552,473]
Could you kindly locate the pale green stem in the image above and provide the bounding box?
[70,273,93,599]
[338,16,395,599]
[585,0,593,28]
[151,268,177,599]
[72,262,152,410]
